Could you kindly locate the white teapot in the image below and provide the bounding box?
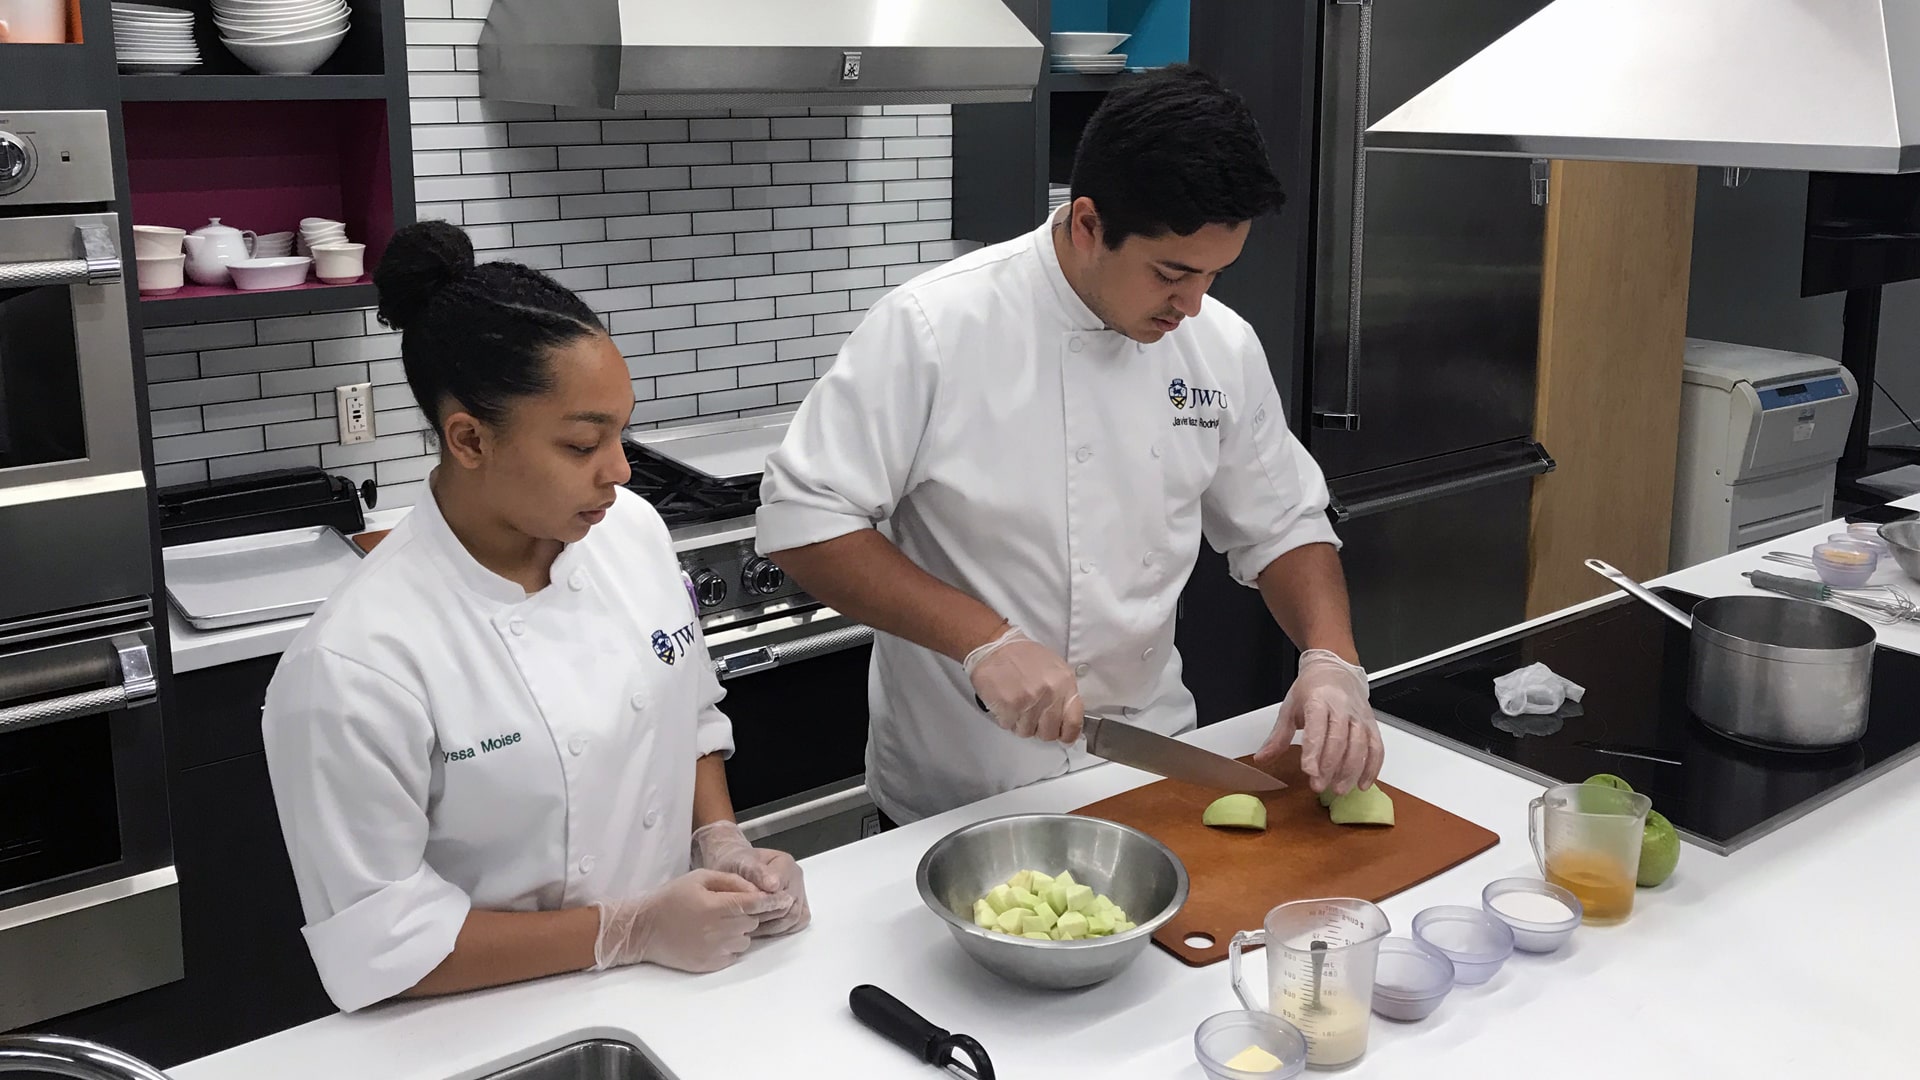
[182,218,257,286]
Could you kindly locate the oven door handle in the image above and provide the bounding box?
[0,224,125,288]
[0,635,158,735]
[712,623,876,680]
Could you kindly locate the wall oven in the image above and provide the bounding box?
[0,109,179,1030]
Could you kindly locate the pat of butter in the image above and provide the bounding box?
[1223,1044,1284,1073]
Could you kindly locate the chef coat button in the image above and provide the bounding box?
[568,736,587,756]
[644,810,660,829]
[1075,446,1092,463]
[1150,443,1163,459]
[508,618,526,636]
[1079,561,1093,574]
[1074,663,1090,677]
[1141,647,1156,662]
[1143,551,1157,567]
[629,692,645,710]
[1068,337,1084,353]
[569,570,587,591]
[579,855,596,875]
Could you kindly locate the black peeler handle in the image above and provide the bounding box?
[850,985,995,1079]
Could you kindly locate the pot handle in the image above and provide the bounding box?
[1228,929,1268,1013]
[1585,559,1694,630]
[1527,795,1548,875]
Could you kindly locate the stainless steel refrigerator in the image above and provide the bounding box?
[1177,0,1556,722]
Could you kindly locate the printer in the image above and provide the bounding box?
[1669,338,1858,570]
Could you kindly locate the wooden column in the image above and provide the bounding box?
[1526,160,1699,618]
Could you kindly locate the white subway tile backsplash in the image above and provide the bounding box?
[734,317,815,345]
[513,218,604,245]
[849,202,918,226]
[559,144,648,170]
[777,380,817,404]
[146,352,199,382]
[150,407,202,437]
[630,397,700,425]
[771,117,846,139]
[730,185,810,210]
[148,374,260,409]
[374,383,421,413]
[917,115,954,137]
[775,205,847,229]
[603,166,691,192]
[260,311,371,344]
[884,179,952,202]
[658,369,737,397]
[693,254,772,281]
[574,285,653,313]
[883,138,951,159]
[462,196,561,224]
[563,239,652,267]
[845,160,917,182]
[406,18,484,45]
[734,273,813,299]
[406,0,452,16]
[377,455,437,486]
[375,409,428,435]
[776,249,848,274]
[657,325,736,353]
[848,243,924,268]
[459,99,555,124]
[731,140,810,164]
[510,170,604,197]
[416,173,513,202]
[846,116,920,138]
[699,386,777,413]
[603,119,690,144]
[694,342,777,369]
[547,267,608,292]
[774,161,844,185]
[917,158,953,179]
[608,261,695,288]
[322,432,428,468]
[734,229,812,256]
[737,357,815,386]
[413,99,459,124]
[776,291,850,318]
[692,209,773,235]
[885,261,949,286]
[813,225,886,248]
[691,118,769,141]
[155,461,209,487]
[262,364,366,398]
[416,201,464,224]
[918,199,952,221]
[653,234,732,260]
[695,299,775,326]
[146,320,252,354]
[611,306,697,333]
[648,189,733,214]
[369,358,408,385]
[462,146,558,173]
[809,181,887,205]
[209,446,318,480]
[813,267,884,291]
[691,164,770,189]
[508,120,603,146]
[779,334,852,362]
[153,428,265,464]
[485,244,562,269]
[606,214,692,240]
[626,351,698,379]
[204,395,315,431]
[415,149,463,176]
[810,139,884,162]
[265,418,341,450]
[650,142,733,167]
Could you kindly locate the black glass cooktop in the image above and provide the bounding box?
[1374,590,1920,853]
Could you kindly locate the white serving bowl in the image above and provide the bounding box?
[136,253,185,295]
[308,241,365,284]
[221,25,345,74]
[228,256,312,290]
[214,8,346,39]
[1049,31,1130,56]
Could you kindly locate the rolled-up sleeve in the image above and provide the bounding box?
[262,645,470,1012]
[756,292,942,553]
[1201,323,1342,586]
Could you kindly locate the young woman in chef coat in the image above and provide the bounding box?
[262,221,809,1013]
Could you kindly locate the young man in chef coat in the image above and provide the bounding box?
[756,66,1381,824]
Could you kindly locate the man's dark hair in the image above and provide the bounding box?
[1068,64,1284,249]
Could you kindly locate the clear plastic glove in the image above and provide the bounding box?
[1493,662,1586,716]
[590,869,789,973]
[690,821,810,937]
[1254,649,1382,795]
[963,625,1084,743]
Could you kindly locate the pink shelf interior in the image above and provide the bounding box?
[123,99,394,275]
[140,276,372,303]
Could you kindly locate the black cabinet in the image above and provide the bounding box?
[34,656,331,1068]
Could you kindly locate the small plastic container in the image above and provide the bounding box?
[1412,906,1514,986]
[1195,1010,1308,1079]
[1370,937,1455,1022]
[1844,523,1895,555]
[1482,877,1583,953]
[1812,540,1879,587]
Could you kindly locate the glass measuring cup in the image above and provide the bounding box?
[1228,898,1390,1069]
[1528,782,1651,926]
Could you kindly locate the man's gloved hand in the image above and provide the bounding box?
[690,821,810,937]
[1253,649,1383,795]
[964,625,1084,744]
[590,869,789,972]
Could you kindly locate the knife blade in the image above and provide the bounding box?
[1082,715,1288,793]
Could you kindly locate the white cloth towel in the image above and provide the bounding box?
[1493,662,1587,716]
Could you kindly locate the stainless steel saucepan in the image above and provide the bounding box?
[1585,560,1876,750]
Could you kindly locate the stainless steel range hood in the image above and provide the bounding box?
[1366,0,1920,174]
[480,0,1043,111]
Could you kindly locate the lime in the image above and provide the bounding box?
[1583,773,1635,794]
[1638,810,1681,888]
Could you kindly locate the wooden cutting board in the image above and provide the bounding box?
[351,529,390,555]
[1072,747,1498,966]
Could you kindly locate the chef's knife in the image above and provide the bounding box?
[1082,714,1288,793]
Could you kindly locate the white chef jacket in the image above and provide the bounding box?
[262,482,732,1012]
[756,211,1340,823]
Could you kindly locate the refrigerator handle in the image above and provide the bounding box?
[1326,439,1557,524]
[1314,0,1373,432]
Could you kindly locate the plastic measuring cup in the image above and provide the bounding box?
[1528,782,1650,926]
[1229,898,1390,1069]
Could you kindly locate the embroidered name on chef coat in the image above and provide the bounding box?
[440,730,523,763]
[1169,377,1228,429]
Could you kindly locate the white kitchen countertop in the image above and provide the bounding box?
[169,496,1920,1080]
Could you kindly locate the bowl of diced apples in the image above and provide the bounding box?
[916,813,1189,990]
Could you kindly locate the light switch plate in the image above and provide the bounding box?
[335,382,374,445]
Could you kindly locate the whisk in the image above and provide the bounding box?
[1748,556,1918,624]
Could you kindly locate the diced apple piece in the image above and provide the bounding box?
[1328,785,1396,826]
[973,899,997,928]
[1006,870,1034,892]
[985,884,1016,915]
[1086,913,1115,936]
[1063,884,1095,913]
[1056,912,1090,940]
[1022,908,1057,934]
[1109,908,1128,924]
[1022,931,1053,940]
[1054,870,1077,890]
[1049,926,1072,941]
[1010,886,1039,910]
[1045,885,1069,914]
[1203,793,1268,831]
[995,908,1027,935]
[1112,920,1136,933]
[1029,872,1055,894]
[1089,895,1116,917]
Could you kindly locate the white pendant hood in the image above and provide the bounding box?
[480,0,1043,111]
[1366,0,1920,174]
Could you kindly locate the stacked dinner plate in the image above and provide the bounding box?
[1049,184,1071,214]
[1050,30,1129,74]
[113,3,201,74]
[214,0,350,75]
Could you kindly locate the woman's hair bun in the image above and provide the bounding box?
[373,220,477,331]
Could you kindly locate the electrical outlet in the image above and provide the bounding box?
[335,382,374,445]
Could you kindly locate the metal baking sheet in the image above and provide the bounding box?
[630,414,792,485]
[163,526,366,631]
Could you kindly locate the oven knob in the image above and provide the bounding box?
[0,133,29,194]
[691,568,728,608]
[743,556,786,596]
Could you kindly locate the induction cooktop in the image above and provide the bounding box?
[1373,589,1920,853]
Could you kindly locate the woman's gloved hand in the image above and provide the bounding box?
[691,820,811,937]
[590,868,789,972]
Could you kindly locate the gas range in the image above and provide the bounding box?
[1373,588,1920,854]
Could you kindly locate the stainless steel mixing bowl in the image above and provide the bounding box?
[1880,519,1920,581]
[916,813,1189,990]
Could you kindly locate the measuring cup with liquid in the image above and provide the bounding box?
[1228,898,1390,1069]
[1528,782,1650,926]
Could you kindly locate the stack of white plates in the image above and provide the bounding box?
[252,230,296,258]
[295,217,346,256]
[1052,52,1128,74]
[114,3,201,74]
[1049,30,1129,74]
[214,0,350,75]
[1049,184,1071,213]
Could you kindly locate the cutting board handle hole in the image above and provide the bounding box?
[1184,933,1216,949]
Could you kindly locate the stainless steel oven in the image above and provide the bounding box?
[0,109,178,1030]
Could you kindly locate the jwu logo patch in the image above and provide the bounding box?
[1168,378,1188,409]
[651,621,699,665]
[1168,377,1228,411]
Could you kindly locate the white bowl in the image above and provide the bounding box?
[228,256,312,290]
[308,242,364,284]
[136,253,185,295]
[221,26,345,74]
[214,10,346,39]
[1049,31,1130,56]
[133,225,186,258]
[213,0,339,11]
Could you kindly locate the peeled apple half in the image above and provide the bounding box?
[1327,785,1395,826]
[1202,793,1268,831]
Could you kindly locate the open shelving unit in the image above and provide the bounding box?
[113,0,414,327]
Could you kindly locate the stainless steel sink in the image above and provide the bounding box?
[482,1040,676,1080]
